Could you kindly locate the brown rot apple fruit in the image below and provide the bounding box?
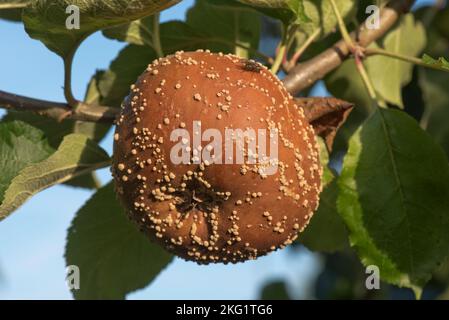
[112,50,323,264]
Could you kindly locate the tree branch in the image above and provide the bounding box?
[0,0,416,124]
[282,0,416,95]
[0,90,118,123]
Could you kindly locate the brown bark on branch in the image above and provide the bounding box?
[0,90,118,123]
[0,0,415,124]
[282,0,416,95]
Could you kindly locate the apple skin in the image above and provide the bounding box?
[112,50,322,264]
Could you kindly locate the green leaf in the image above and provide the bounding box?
[414,6,448,59]
[105,1,261,58]
[260,280,291,299]
[0,0,29,21]
[318,138,335,187]
[286,0,309,25]
[3,72,111,189]
[0,134,110,221]
[2,111,75,149]
[324,60,374,153]
[236,0,307,25]
[419,67,449,157]
[98,44,157,107]
[338,108,449,296]
[3,73,110,147]
[237,0,291,7]
[74,70,112,142]
[415,5,449,158]
[422,54,449,72]
[186,0,261,58]
[298,138,348,252]
[104,19,206,54]
[299,0,356,37]
[326,59,372,110]
[22,0,180,58]
[0,120,53,205]
[365,14,426,108]
[66,71,111,189]
[299,179,348,253]
[158,21,215,52]
[65,182,173,299]
[435,5,449,40]
[102,15,158,48]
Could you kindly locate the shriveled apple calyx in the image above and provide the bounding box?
[296,97,354,152]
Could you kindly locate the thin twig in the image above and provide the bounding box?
[286,28,321,72]
[271,24,288,74]
[0,90,118,123]
[152,13,164,58]
[329,0,355,52]
[365,47,449,72]
[354,54,378,105]
[63,48,79,107]
[330,0,378,105]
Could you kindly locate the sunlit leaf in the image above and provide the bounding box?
[366,14,426,108]
[338,108,449,297]
[0,134,110,220]
[0,121,53,207]
[298,0,356,37]
[2,72,111,189]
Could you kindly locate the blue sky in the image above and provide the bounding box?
[0,0,436,299]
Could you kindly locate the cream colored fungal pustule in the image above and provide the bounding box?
[112,50,322,264]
